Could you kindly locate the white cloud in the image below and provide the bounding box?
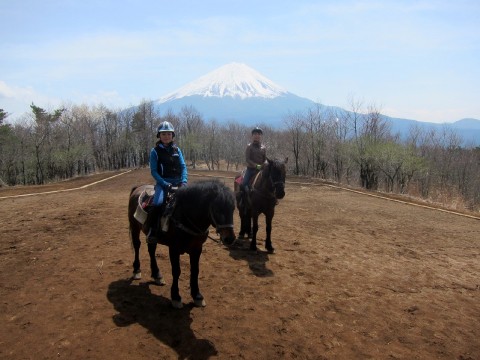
[0,80,63,119]
[0,80,35,99]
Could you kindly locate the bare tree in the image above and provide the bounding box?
[283,111,305,175]
[176,106,204,168]
[30,103,64,184]
[222,121,247,171]
[346,98,391,190]
[201,120,222,170]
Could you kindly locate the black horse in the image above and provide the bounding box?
[128,180,236,309]
[235,158,287,252]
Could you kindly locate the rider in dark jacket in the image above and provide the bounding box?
[242,127,267,191]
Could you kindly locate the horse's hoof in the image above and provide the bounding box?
[153,276,166,286]
[171,299,183,309]
[132,271,142,280]
[267,248,275,254]
[193,295,206,307]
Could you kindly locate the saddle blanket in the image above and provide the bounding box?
[133,186,154,224]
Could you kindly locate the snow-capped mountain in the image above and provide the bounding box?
[159,63,289,102]
[154,62,322,126]
[152,63,480,145]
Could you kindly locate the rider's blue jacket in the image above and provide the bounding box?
[149,142,188,188]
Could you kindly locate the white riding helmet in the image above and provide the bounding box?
[156,121,175,138]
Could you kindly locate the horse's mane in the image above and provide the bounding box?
[270,158,286,168]
[176,180,235,207]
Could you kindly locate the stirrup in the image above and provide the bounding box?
[161,215,170,232]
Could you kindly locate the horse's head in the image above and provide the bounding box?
[208,183,236,246]
[267,157,288,200]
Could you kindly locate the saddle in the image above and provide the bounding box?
[140,186,155,209]
[133,185,177,228]
[235,170,260,190]
[236,171,261,210]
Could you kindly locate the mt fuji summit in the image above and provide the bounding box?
[154,63,317,126]
[160,63,289,102]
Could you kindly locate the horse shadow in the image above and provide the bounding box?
[226,237,274,277]
[106,279,218,359]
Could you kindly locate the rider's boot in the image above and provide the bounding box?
[161,193,176,232]
[238,184,245,207]
[243,185,250,206]
[146,207,161,243]
[243,185,250,213]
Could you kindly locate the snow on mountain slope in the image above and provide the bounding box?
[159,63,289,102]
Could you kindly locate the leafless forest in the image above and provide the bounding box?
[1,100,479,212]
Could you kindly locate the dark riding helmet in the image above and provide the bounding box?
[252,127,263,135]
[156,121,175,138]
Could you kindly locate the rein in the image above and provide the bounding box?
[171,203,233,243]
[252,166,280,199]
[171,217,209,237]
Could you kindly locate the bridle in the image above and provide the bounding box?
[209,206,234,231]
[208,206,235,243]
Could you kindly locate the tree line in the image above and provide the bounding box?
[1,100,479,212]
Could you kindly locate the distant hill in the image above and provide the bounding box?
[155,93,320,126]
[384,116,480,145]
[152,63,480,146]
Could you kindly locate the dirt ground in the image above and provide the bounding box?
[1,168,479,360]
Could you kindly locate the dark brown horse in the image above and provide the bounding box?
[235,158,287,252]
[128,180,236,308]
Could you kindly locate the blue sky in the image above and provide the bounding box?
[1,0,479,123]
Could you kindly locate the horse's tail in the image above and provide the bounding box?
[130,185,140,196]
[128,185,143,253]
[234,174,243,193]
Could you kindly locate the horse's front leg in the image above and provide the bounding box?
[246,207,252,238]
[250,211,260,251]
[264,209,275,253]
[130,226,142,280]
[147,242,165,285]
[169,246,182,309]
[239,211,252,239]
[189,249,206,307]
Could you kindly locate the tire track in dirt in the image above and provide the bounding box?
[0,170,132,200]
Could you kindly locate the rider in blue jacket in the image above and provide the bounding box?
[147,121,188,242]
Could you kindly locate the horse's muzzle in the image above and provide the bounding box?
[275,185,286,199]
[218,227,236,246]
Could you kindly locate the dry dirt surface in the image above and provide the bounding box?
[1,168,479,360]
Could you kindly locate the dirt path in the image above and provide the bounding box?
[1,168,479,359]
